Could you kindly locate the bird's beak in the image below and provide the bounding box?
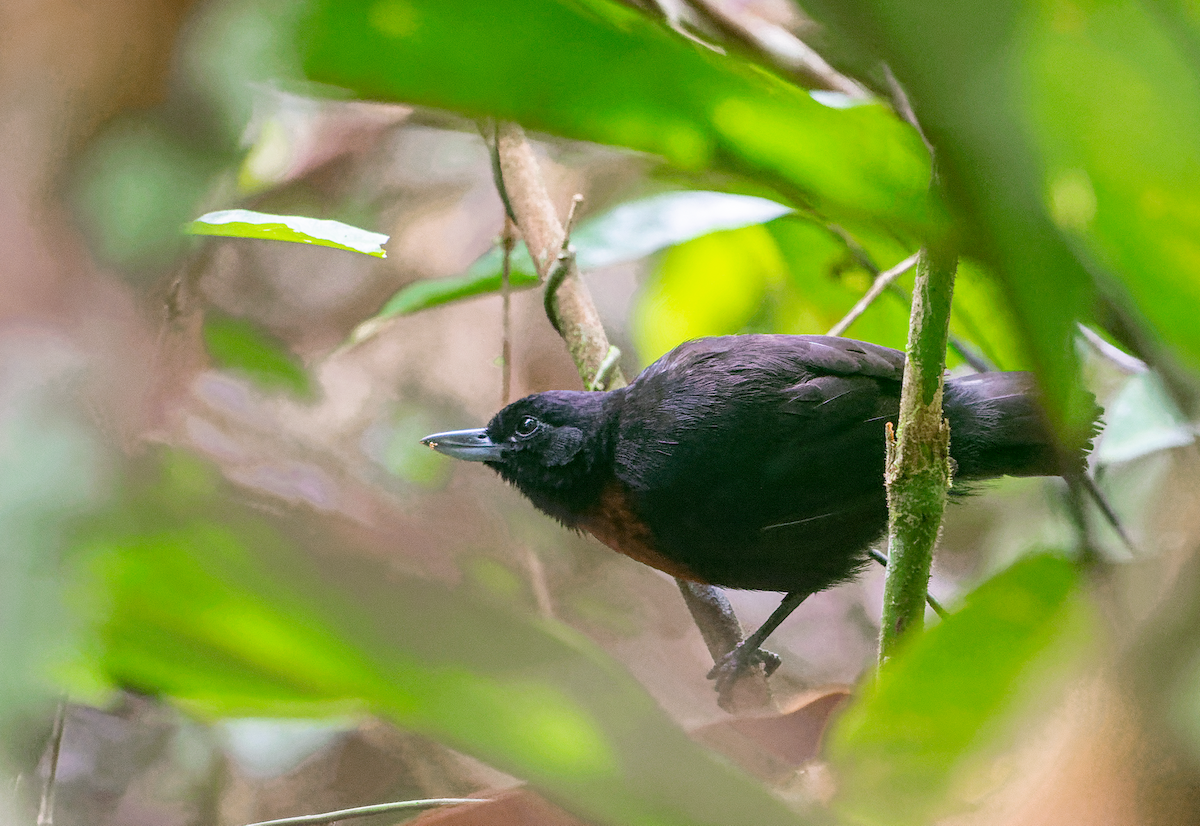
[420,428,506,462]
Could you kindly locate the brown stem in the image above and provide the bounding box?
[495,123,617,388]
[500,217,516,406]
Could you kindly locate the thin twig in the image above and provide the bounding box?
[495,124,613,385]
[883,65,933,155]
[827,252,920,336]
[500,217,516,406]
[1065,476,1100,569]
[680,0,868,98]
[868,549,947,618]
[36,698,67,826]
[644,0,726,52]
[826,224,993,370]
[677,581,775,710]
[1077,324,1147,374]
[589,346,622,392]
[243,798,487,826]
[481,119,517,223]
[542,195,584,335]
[1075,473,1138,556]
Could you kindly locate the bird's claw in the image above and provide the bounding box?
[706,641,782,693]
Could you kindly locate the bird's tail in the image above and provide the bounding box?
[943,372,1096,480]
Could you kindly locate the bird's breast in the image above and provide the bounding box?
[577,480,703,583]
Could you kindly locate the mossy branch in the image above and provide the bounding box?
[878,240,958,663]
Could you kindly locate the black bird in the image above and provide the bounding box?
[422,334,1087,684]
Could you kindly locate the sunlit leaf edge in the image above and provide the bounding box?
[189,209,389,257]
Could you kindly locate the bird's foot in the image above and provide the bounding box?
[706,641,782,694]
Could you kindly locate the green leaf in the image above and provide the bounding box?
[630,214,923,366]
[468,191,794,279]
[1021,3,1200,379]
[68,454,813,826]
[1097,372,1195,465]
[767,216,914,350]
[356,191,793,336]
[75,118,224,269]
[295,0,932,233]
[571,191,793,269]
[948,258,1029,373]
[188,209,388,257]
[353,266,540,340]
[827,553,1092,825]
[202,315,311,397]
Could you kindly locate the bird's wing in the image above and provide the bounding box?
[612,335,903,589]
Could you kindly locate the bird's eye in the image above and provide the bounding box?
[514,415,541,438]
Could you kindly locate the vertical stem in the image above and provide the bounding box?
[878,240,958,663]
[37,698,67,826]
[499,217,516,406]
[494,122,615,387]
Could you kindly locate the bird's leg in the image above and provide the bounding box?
[707,590,808,693]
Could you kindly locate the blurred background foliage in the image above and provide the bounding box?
[6,0,1200,823]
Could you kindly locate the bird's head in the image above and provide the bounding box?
[421,390,614,522]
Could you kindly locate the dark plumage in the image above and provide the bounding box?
[422,334,1088,680]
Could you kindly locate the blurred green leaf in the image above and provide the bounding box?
[0,344,103,741]
[68,454,811,826]
[202,315,311,397]
[1022,2,1200,379]
[569,191,793,269]
[186,0,307,145]
[827,553,1091,825]
[468,191,794,280]
[189,209,388,257]
[1097,371,1195,465]
[356,191,793,337]
[767,216,914,350]
[769,219,1026,372]
[75,119,225,269]
[632,214,923,365]
[948,259,1029,373]
[296,0,932,232]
